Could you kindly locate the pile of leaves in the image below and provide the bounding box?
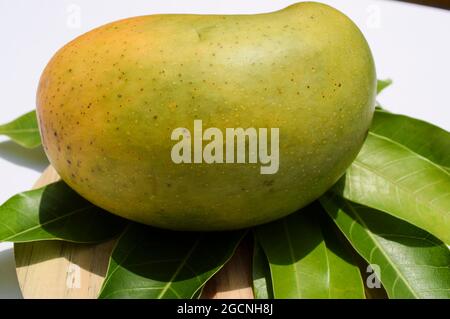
[0,80,449,298]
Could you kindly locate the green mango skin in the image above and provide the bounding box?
[37,2,376,230]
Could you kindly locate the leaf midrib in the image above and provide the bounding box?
[352,132,450,221]
[351,160,449,218]
[322,239,332,299]
[2,204,95,241]
[0,128,39,134]
[281,219,302,298]
[342,200,420,298]
[157,238,201,299]
[98,224,134,297]
[368,132,450,176]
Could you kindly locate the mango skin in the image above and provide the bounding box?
[37,2,376,230]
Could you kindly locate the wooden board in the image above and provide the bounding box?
[14,166,254,299]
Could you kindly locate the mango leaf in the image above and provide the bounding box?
[252,239,273,299]
[0,181,126,243]
[377,79,392,94]
[318,211,367,298]
[192,286,204,299]
[320,193,450,299]
[371,110,450,171]
[255,203,365,299]
[0,111,41,148]
[334,132,450,245]
[98,224,245,299]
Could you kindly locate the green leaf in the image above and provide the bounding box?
[318,212,367,298]
[371,110,450,171]
[377,79,392,94]
[333,132,450,244]
[255,203,365,299]
[192,286,204,299]
[320,193,450,299]
[98,224,245,299]
[0,111,41,148]
[0,181,126,243]
[252,239,273,299]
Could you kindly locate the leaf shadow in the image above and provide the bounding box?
[0,246,23,298]
[257,201,368,271]
[37,182,126,243]
[255,202,326,266]
[108,223,245,284]
[0,141,48,172]
[15,182,127,278]
[317,205,388,298]
[328,175,445,249]
[201,234,254,297]
[317,207,361,266]
[245,235,274,299]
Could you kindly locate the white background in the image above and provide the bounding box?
[0,0,449,298]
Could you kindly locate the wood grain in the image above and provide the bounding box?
[14,166,254,299]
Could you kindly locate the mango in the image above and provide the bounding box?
[36,2,376,231]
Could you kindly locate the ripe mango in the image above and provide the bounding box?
[37,2,376,230]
